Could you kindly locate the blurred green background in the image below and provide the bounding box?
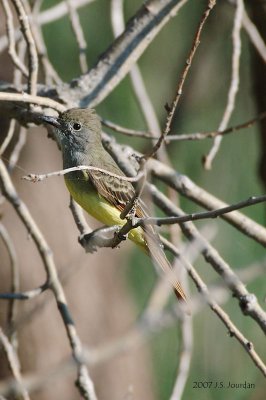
[42,0,265,398]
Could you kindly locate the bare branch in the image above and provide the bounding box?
[8,126,27,171]
[66,0,88,73]
[0,328,30,400]
[119,158,147,220]
[228,0,266,63]
[150,158,266,247]
[60,0,189,107]
[142,0,216,160]
[168,242,266,377]
[149,183,266,334]
[0,283,48,300]
[37,0,95,26]
[135,194,266,227]
[11,0,39,95]
[22,165,145,183]
[1,0,28,76]
[101,118,154,138]
[204,0,243,169]
[0,223,19,347]
[69,197,92,236]
[102,110,266,141]
[31,0,62,85]
[0,92,66,112]
[243,8,266,63]
[170,306,193,399]
[0,119,16,155]
[0,0,96,54]
[110,0,166,160]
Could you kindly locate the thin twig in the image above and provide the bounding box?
[142,0,216,160]
[0,328,30,400]
[11,0,39,95]
[31,0,62,85]
[8,126,27,172]
[0,223,19,347]
[163,240,266,377]
[0,283,48,300]
[0,92,66,112]
[1,0,28,76]
[110,0,167,162]
[134,194,266,227]
[101,118,153,138]
[66,0,88,73]
[14,36,27,86]
[61,0,189,107]
[0,0,95,55]
[0,119,16,155]
[38,0,95,26]
[149,157,266,248]
[243,9,266,63]
[168,192,193,397]
[228,0,266,63]
[149,183,266,334]
[119,158,147,220]
[171,303,193,399]
[69,196,92,236]
[204,0,243,169]
[22,165,145,183]
[0,41,26,161]
[102,111,266,141]
[5,36,28,172]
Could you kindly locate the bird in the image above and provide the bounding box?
[40,108,186,301]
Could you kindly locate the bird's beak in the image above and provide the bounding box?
[39,114,62,129]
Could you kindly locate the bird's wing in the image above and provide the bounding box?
[88,169,145,216]
[89,169,186,301]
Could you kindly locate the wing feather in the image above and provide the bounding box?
[88,169,186,301]
[88,169,144,216]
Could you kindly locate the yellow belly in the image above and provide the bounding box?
[65,176,146,248]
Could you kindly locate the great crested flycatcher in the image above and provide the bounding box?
[40,108,186,301]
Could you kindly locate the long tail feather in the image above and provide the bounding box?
[143,226,187,301]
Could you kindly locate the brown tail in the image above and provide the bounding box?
[143,226,187,301]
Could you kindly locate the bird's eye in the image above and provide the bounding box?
[72,122,81,131]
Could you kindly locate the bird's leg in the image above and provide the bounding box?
[126,201,137,220]
[112,218,134,248]
[113,230,127,245]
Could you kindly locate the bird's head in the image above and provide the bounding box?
[40,108,102,150]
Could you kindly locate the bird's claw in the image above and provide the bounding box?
[114,230,127,242]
